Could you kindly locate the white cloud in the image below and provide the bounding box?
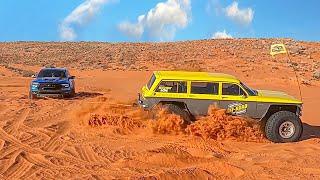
[212,30,233,39]
[225,2,254,25]
[118,0,191,41]
[60,26,77,41]
[59,0,111,41]
[206,0,222,16]
[118,15,145,39]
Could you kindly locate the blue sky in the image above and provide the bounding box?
[0,0,319,42]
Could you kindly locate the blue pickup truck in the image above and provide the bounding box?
[29,67,76,99]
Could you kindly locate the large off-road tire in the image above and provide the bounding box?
[162,104,192,125]
[29,92,37,99]
[265,111,303,143]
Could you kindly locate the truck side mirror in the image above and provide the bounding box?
[69,76,75,79]
[31,74,36,78]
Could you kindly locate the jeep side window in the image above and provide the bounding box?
[191,82,219,95]
[156,81,187,93]
[222,83,245,96]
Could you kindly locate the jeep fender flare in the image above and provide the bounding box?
[260,104,301,122]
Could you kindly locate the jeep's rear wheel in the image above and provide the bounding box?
[265,111,303,143]
[162,104,192,125]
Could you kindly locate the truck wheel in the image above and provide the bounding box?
[65,89,75,98]
[70,88,76,98]
[162,104,192,125]
[265,111,303,143]
[29,92,37,99]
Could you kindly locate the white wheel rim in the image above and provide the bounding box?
[279,121,295,139]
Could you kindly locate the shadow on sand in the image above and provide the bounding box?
[301,123,320,141]
[70,91,103,100]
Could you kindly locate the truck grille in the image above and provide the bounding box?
[39,83,62,91]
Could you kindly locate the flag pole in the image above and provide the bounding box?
[286,50,303,102]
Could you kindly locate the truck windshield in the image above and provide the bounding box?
[147,74,156,89]
[38,69,66,78]
[240,82,258,96]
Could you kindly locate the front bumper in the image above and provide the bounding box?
[138,93,149,109]
[31,82,73,98]
[297,104,303,117]
[31,90,72,98]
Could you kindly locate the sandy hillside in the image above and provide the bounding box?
[0,39,320,179]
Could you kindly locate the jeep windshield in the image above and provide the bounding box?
[240,82,258,96]
[147,74,156,89]
[37,69,67,78]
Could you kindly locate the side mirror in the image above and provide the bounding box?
[242,94,248,99]
[31,74,36,78]
[69,76,75,79]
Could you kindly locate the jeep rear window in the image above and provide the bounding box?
[38,69,66,78]
[156,81,187,93]
[191,82,219,95]
[147,74,156,89]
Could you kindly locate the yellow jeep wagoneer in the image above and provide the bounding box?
[138,71,303,143]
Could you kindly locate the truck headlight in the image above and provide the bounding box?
[61,84,70,88]
[31,82,39,89]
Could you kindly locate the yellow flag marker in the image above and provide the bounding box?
[269,43,302,101]
[270,43,287,57]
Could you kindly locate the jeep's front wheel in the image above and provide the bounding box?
[265,111,303,143]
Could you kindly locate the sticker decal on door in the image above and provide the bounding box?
[226,102,248,115]
[158,86,172,92]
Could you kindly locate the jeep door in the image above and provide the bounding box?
[186,81,220,116]
[218,82,257,117]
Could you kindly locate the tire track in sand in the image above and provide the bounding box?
[0,142,20,160]
[19,165,41,179]
[0,125,113,178]
[0,139,4,150]
[75,145,100,162]
[3,108,30,136]
[41,121,70,152]
[1,151,33,179]
[41,136,66,152]
[0,149,22,174]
